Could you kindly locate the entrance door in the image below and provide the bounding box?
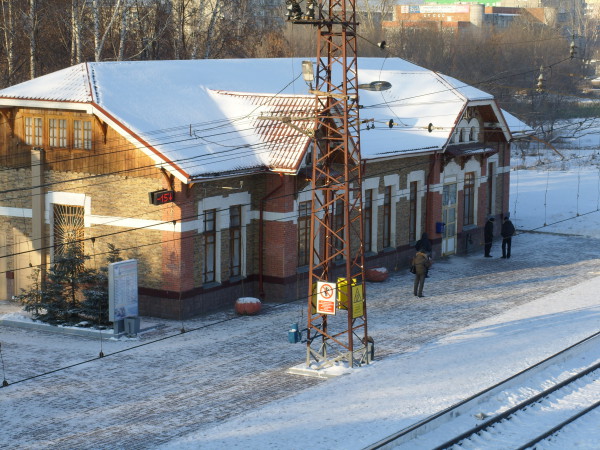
[442,183,457,256]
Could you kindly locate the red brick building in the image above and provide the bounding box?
[0,58,527,318]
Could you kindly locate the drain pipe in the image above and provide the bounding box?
[259,173,285,297]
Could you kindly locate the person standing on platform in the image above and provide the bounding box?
[412,250,431,298]
[501,215,515,259]
[415,232,432,277]
[484,216,495,257]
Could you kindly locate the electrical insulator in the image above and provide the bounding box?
[285,0,303,21]
[536,66,545,92]
[306,0,315,20]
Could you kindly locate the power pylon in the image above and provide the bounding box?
[289,0,369,369]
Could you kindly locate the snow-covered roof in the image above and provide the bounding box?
[500,109,533,138]
[0,58,515,181]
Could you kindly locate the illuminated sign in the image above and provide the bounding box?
[149,189,174,205]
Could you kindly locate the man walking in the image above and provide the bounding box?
[484,216,494,257]
[501,215,515,259]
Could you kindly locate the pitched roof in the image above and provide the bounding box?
[0,58,515,181]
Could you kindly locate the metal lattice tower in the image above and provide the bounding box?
[296,0,368,369]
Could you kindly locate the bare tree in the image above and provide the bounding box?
[0,0,16,85]
[28,0,37,78]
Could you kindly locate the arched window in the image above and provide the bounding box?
[468,118,480,142]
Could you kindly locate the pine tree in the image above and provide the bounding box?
[81,243,122,325]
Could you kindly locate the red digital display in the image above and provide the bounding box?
[149,190,175,205]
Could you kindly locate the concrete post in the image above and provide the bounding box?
[31,147,46,275]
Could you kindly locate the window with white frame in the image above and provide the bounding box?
[408,181,418,243]
[203,209,216,284]
[382,185,392,248]
[34,118,43,146]
[229,205,242,277]
[24,117,33,145]
[463,172,475,226]
[83,121,92,150]
[74,120,82,148]
[59,119,67,147]
[49,119,57,147]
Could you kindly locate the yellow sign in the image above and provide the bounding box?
[337,278,364,319]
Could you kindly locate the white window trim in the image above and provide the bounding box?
[487,154,499,216]
[296,187,322,265]
[45,192,91,263]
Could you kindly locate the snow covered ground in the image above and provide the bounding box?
[2,144,600,448]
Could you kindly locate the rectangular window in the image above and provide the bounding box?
[49,119,57,147]
[298,201,311,267]
[25,117,33,145]
[74,120,82,148]
[408,181,418,243]
[83,121,92,150]
[383,186,392,248]
[487,162,494,215]
[464,172,475,226]
[203,209,216,284]
[229,205,241,277]
[34,118,43,146]
[59,119,67,148]
[363,190,373,252]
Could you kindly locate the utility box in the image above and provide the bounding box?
[125,317,141,336]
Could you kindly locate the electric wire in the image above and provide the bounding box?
[2,146,599,278]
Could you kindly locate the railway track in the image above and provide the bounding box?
[366,331,600,449]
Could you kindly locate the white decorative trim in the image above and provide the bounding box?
[0,207,31,218]
[45,191,91,226]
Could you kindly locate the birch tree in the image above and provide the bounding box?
[0,0,16,85]
[28,0,37,79]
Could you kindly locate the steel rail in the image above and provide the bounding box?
[515,399,600,450]
[365,330,600,449]
[432,363,600,449]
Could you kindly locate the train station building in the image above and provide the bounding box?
[0,57,528,318]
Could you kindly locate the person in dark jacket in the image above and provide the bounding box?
[415,232,432,255]
[484,217,494,257]
[501,216,515,258]
[412,250,432,297]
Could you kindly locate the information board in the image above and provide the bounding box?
[108,259,139,321]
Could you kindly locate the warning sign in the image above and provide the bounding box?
[316,281,337,315]
[337,278,365,319]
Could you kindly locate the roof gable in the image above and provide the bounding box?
[0,58,518,179]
